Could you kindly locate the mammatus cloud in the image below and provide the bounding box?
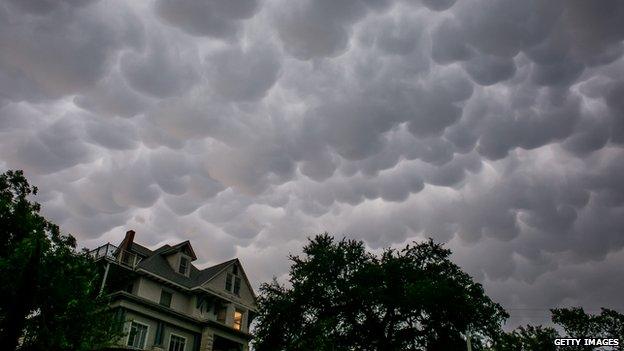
[1,0,624,328]
[155,0,259,39]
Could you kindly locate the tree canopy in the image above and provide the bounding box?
[253,233,509,351]
[0,170,121,351]
[493,308,624,351]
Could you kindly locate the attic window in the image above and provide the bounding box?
[225,273,242,296]
[179,256,189,275]
[233,277,241,295]
[226,273,233,291]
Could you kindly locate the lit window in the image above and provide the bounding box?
[168,334,186,351]
[233,310,244,331]
[127,321,148,349]
[160,290,172,307]
[179,256,189,275]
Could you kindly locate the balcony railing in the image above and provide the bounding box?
[89,243,118,260]
[89,243,142,268]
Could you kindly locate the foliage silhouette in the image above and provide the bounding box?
[0,170,121,351]
[253,233,508,351]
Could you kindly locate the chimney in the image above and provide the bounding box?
[119,230,135,252]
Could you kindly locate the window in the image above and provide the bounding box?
[233,277,241,295]
[154,322,165,346]
[233,309,244,331]
[168,334,186,351]
[179,256,189,275]
[125,283,134,294]
[225,273,241,295]
[225,264,241,293]
[127,321,148,349]
[160,290,172,307]
[225,273,233,292]
[216,305,227,323]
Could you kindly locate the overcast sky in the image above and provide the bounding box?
[1,0,624,328]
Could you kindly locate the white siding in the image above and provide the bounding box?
[136,277,193,314]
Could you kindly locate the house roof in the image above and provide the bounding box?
[157,240,198,260]
[130,242,156,258]
[129,242,238,289]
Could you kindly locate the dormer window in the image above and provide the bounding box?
[179,256,189,275]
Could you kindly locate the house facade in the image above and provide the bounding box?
[90,230,257,351]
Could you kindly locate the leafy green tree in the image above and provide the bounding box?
[0,170,121,351]
[253,233,509,351]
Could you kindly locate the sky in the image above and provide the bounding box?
[1,0,624,328]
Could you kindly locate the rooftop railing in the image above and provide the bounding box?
[89,243,142,268]
[89,243,118,260]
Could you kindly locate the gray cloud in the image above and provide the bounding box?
[2,0,624,329]
[0,0,142,101]
[205,44,282,101]
[120,32,199,98]
[155,0,259,39]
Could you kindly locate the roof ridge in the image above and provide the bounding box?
[199,258,238,273]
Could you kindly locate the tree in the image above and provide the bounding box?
[492,325,560,351]
[552,307,624,351]
[253,233,509,351]
[0,170,121,351]
[492,308,624,351]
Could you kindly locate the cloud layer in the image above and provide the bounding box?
[2,0,624,327]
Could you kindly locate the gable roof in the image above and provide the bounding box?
[158,240,197,261]
[202,258,258,301]
[130,242,156,258]
[128,242,238,289]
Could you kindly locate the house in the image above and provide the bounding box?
[90,230,257,351]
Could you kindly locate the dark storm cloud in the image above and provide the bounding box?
[155,0,259,39]
[6,0,97,15]
[0,0,142,102]
[74,69,153,118]
[273,0,392,60]
[120,31,199,99]
[204,44,282,101]
[2,0,624,328]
